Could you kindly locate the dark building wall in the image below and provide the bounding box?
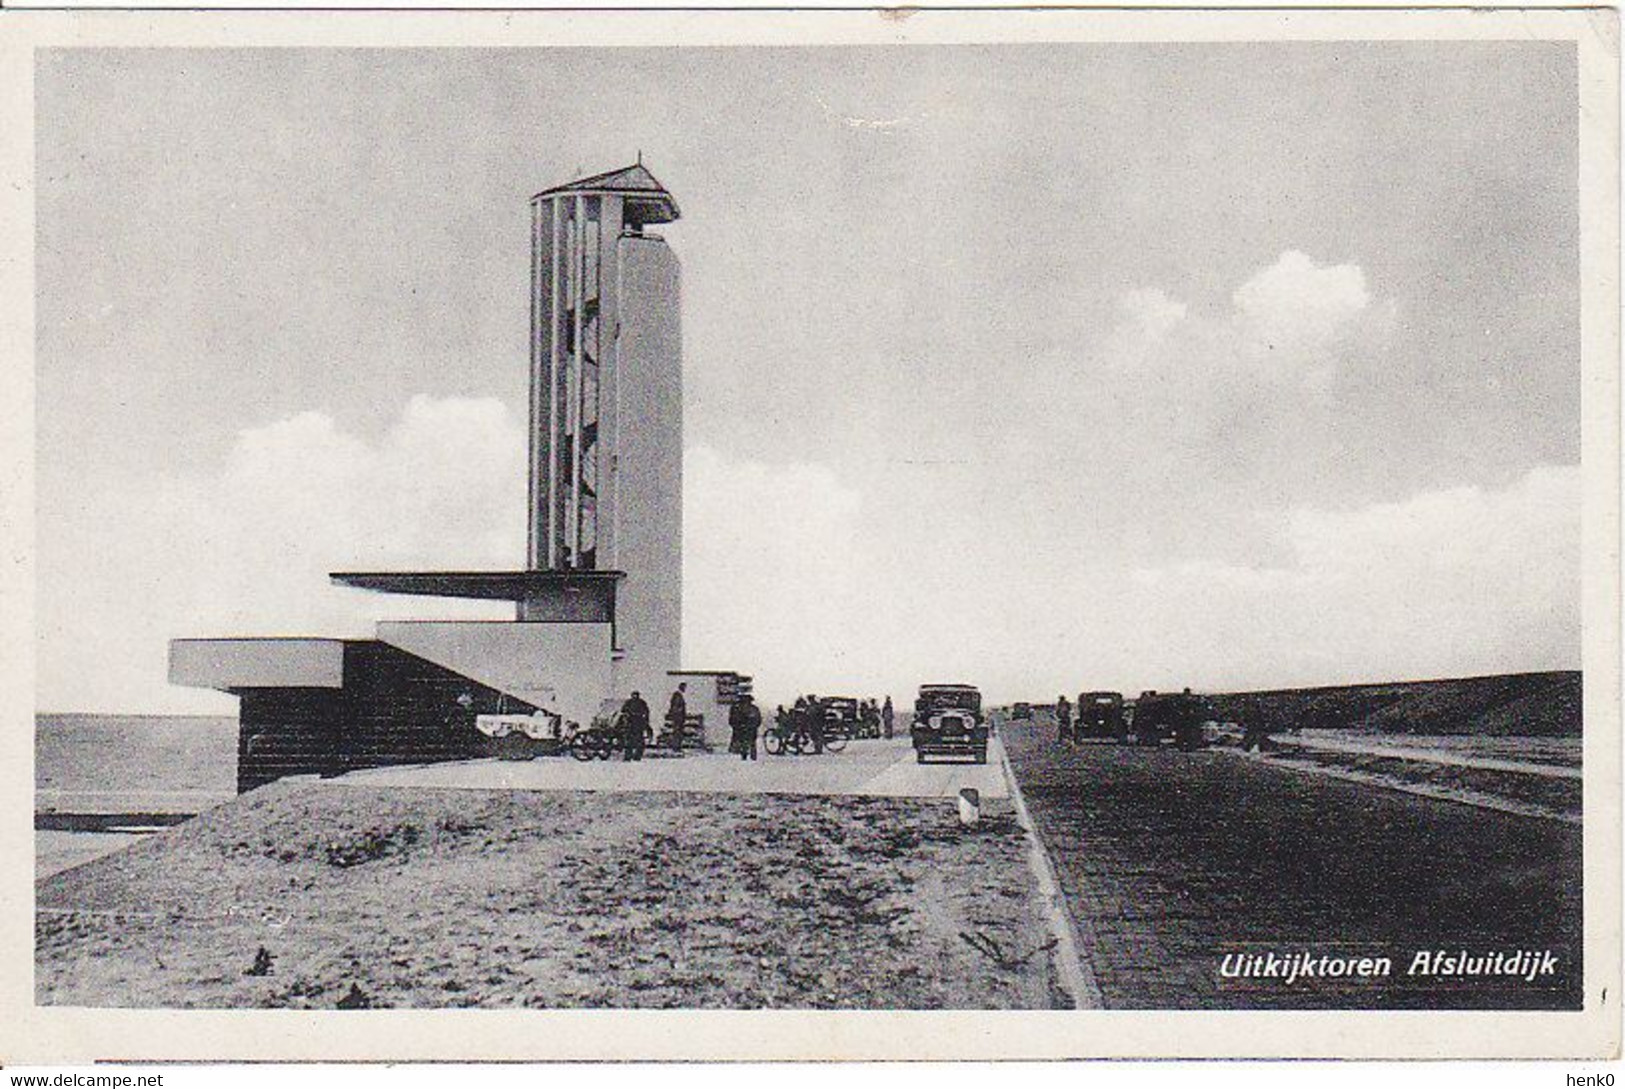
[234,641,534,793]
[237,687,346,793]
[338,641,532,771]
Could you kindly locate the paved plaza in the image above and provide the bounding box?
[334,736,1009,801]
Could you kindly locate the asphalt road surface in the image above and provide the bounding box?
[1001,715,1583,1010]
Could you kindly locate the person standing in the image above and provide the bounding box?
[730,694,762,761]
[882,695,895,739]
[1056,694,1073,744]
[1175,688,1206,752]
[621,690,650,762]
[805,694,826,755]
[665,682,688,754]
[1241,711,1271,753]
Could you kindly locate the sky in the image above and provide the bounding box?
[34,43,1582,712]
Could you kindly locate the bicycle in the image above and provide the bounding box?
[763,718,846,756]
[567,717,623,761]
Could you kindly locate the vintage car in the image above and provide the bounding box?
[475,710,567,759]
[1076,691,1127,740]
[911,684,988,764]
[1011,702,1034,720]
[1128,689,1208,751]
[821,696,862,740]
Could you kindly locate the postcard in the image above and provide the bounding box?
[2,7,1618,1062]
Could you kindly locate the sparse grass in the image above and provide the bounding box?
[37,781,1063,1010]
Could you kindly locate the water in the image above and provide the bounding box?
[1303,729,1582,770]
[36,713,238,808]
[36,713,238,878]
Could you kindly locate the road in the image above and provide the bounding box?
[1000,715,1583,1009]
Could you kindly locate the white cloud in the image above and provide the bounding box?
[1125,464,1581,686]
[683,445,869,705]
[1119,286,1189,342]
[38,396,526,713]
[1100,250,1387,389]
[1232,249,1371,356]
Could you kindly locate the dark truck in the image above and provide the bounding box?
[1076,690,1127,740]
[1129,689,1208,751]
[911,684,988,764]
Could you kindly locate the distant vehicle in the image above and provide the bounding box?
[1129,690,1208,751]
[1128,691,1168,746]
[1076,691,1127,740]
[476,710,567,759]
[822,697,861,741]
[912,684,988,764]
[1011,702,1034,720]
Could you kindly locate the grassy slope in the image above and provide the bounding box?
[1203,671,1581,737]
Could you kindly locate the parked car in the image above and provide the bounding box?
[821,696,861,741]
[1011,702,1034,720]
[912,684,988,764]
[1076,691,1127,740]
[1129,689,1208,751]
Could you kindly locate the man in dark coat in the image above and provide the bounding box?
[1056,694,1073,744]
[1174,688,1207,752]
[729,694,762,761]
[805,694,826,754]
[1241,712,1272,752]
[665,683,688,753]
[882,696,895,739]
[621,690,650,761]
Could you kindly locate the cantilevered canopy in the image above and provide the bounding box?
[532,162,680,225]
[332,569,625,601]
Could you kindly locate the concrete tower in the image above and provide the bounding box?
[525,164,683,701]
[171,164,689,788]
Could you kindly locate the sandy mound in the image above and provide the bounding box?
[37,780,1063,1010]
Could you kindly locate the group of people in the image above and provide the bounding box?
[776,694,898,754]
[776,696,831,755]
[615,682,695,762]
[616,687,901,764]
[863,697,896,739]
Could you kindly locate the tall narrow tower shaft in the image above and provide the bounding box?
[528,163,681,574]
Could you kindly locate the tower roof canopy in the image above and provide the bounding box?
[532,162,680,225]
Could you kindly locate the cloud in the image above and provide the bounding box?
[38,396,526,713]
[1232,250,1372,356]
[683,445,869,704]
[1119,286,1189,342]
[1124,464,1581,687]
[1101,250,1390,389]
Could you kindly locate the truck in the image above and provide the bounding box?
[1076,691,1127,740]
[911,684,988,764]
[1129,689,1208,751]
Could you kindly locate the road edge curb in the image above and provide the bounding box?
[996,735,1105,1010]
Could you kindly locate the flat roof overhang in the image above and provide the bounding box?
[170,637,348,692]
[332,570,626,601]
